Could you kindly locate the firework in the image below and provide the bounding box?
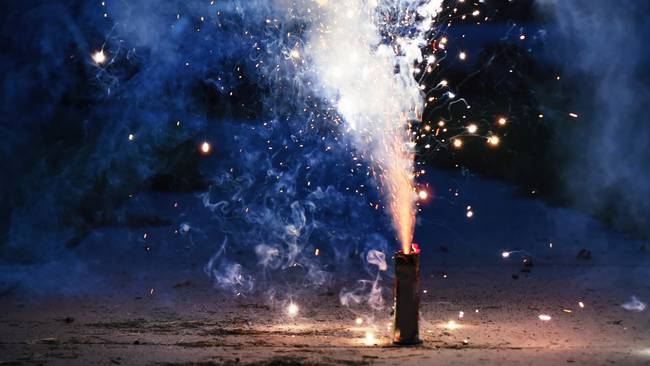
[392,244,421,345]
[307,0,443,254]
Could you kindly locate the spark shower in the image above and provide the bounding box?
[281,0,442,253]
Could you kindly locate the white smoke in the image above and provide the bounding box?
[201,0,443,297]
[340,277,385,311]
[622,296,646,312]
[204,237,254,294]
[366,249,387,271]
[304,0,443,249]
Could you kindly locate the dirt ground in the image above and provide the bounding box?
[2,180,650,365]
[2,262,649,366]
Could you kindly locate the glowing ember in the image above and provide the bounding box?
[488,135,500,146]
[287,303,299,317]
[445,320,460,330]
[467,124,478,134]
[91,50,106,64]
[418,190,428,200]
[538,314,552,321]
[497,117,507,126]
[355,317,363,325]
[453,138,463,148]
[200,141,211,154]
[578,301,585,308]
[128,133,134,141]
[458,51,467,60]
[501,251,510,258]
[364,331,376,346]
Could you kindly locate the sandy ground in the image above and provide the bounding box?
[2,262,650,365]
[2,173,650,365]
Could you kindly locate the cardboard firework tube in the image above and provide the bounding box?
[392,244,421,345]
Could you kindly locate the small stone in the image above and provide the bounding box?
[173,280,192,288]
[577,249,592,260]
[522,257,534,268]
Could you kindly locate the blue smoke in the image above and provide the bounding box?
[0,0,393,297]
[540,0,650,236]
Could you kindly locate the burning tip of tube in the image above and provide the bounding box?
[355,317,363,325]
[399,243,421,256]
[501,251,510,258]
[417,190,428,200]
[287,302,299,317]
[538,314,552,321]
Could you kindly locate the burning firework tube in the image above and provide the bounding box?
[392,244,421,345]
